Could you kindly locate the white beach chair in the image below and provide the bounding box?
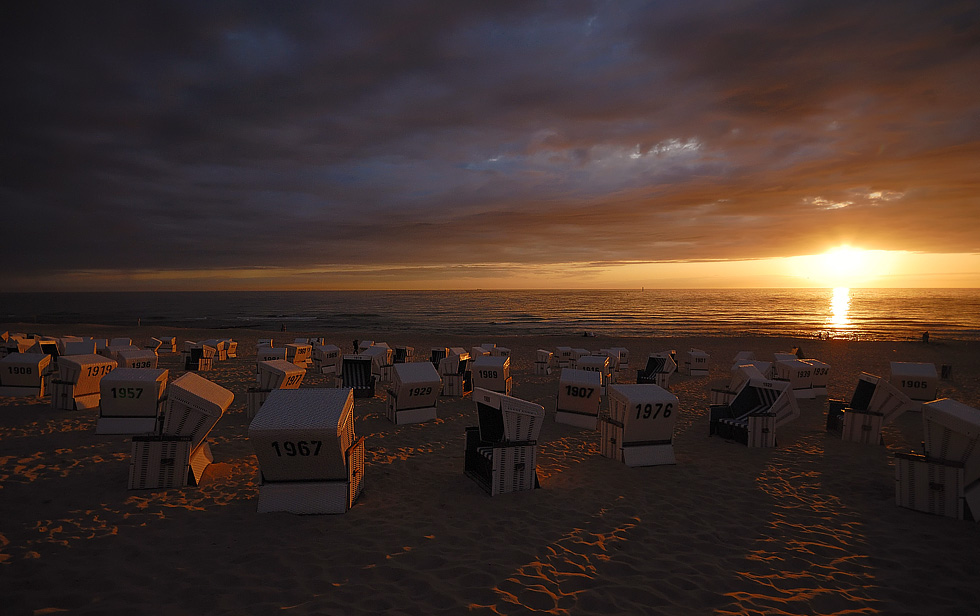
[223,339,238,358]
[361,344,393,383]
[679,348,710,377]
[342,355,376,398]
[62,340,97,356]
[889,362,939,404]
[248,359,307,419]
[129,372,233,489]
[117,348,158,370]
[569,348,590,368]
[802,359,831,396]
[464,388,544,496]
[183,343,216,371]
[554,346,574,368]
[709,364,767,405]
[772,358,815,399]
[601,384,679,466]
[438,351,472,397]
[386,361,441,424]
[158,337,177,353]
[709,379,799,447]
[312,344,342,377]
[826,373,913,444]
[636,352,677,389]
[97,368,168,434]
[286,343,313,369]
[471,355,512,395]
[249,388,365,514]
[50,354,117,410]
[201,339,228,361]
[256,346,287,364]
[394,346,414,364]
[534,349,554,376]
[576,354,610,394]
[0,352,53,397]
[556,368,602,429]
[431,347,449,366]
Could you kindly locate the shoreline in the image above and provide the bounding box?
[3,325,979,615]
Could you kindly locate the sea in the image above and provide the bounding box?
[1,288,978,342]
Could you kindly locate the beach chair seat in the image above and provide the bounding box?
[0,352,53,398]
[97,368,168,435]
[471,355,512,395]
[249,388,364,514]
[534,349,554,376]
[636,352,677,388]
[555,368,602,429]
[342,355,376,398]
[49,354,116,409]
[183,344,215,371]
[464,388,544,495]
[386,361,441,424]
[709,379,797,447]
[394,346,414,364]
[827,373,913,444]
[128,435,214,489]
[889,361,939,405]
[430,347,449,367]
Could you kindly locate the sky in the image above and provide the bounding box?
[2,0,979,291]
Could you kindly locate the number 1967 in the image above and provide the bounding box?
[271,441,322,457]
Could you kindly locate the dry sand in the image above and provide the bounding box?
[2,324,979,615]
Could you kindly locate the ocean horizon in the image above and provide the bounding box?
[1,288,978,342]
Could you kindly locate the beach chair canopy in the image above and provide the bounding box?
[473,387,544,444]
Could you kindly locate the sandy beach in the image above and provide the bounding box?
[2,324,979,615]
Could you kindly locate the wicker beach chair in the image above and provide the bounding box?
[772,358,815,399]
[636,352,677,389]
[471,355,512,395]
[709,378,799,447]
[601,383,680,466]
[247,359,307,419]
[826,372,913,444]
[97,368,168,434]
[249,388,365,514]
[50,354,116,410]
[679,348,710,376]
[534,349,554,376]
[342,355,376,398]
[577,354,610,394]
[889,361,939,405]
[438,351,472,397]
[556,368,602,429]
[386,361,441,424]
[464,388,544,496]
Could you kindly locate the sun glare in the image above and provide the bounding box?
[782,245,898,287]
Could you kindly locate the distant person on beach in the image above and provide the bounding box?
[280,323,286,332]
[353,339,359,353]
[922,331,930,343]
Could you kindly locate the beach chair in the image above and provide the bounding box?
[605,347,630,382]
[534,349,553,376]
[201,339,228,361]
[708,364,767,405]
[555,346,574,368]
[158,337,177,353]
[555,368,602,429]
[491,346,511,358]
[471,355,512,395]
[0,352,53,397]
[570,348,590,368]
[62,340,97,356]
[576,354,610,394]
[342,355,376,398]
[27,339,60,367]
[117,348,158,369]
[464,388,544,496]
[256,346,287,364]
[430,347,449,367]
[257,339,274,349]
[144,338,162,354]
[97,368,168,434]
[826,373,913,444]
[249,388,365,514]
[636,352,677,388]
[894,398,980,520]
[772,358,815,399]
[386,361,441,424]
[889,362,939,405]
[223,339,238,359]
[679,348,710,376]
[285,343,313,369]
[312,344,342,377]
[183,343,215,371]
[439,351,472,397]
[709,379,798,447]
[50,354,116,410]
[247,359,307,419]
[394,346,414,364]
[803,359,831,396]
[601,384,679,466]
[362,344,394,383]
[129,372,233,489]
[470,346,491,362]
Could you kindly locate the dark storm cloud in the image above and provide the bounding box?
[1,0,978,288]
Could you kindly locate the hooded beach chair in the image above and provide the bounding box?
[554,346,574,368]
[556,368,602,429]
[97,368,168,434]
[636,352,677,389]
[576,354,610,394]
[895,398,980,520]
[438,350,472,397]
[826,372,913,444]
[247,359,307,419]
[62,340,97,356]
[386,361,441,424]
[471,355,512,395]
[117,348,158,369]
[201,339,228,361]
[50,354,116,410]
[464,388,544,496]
[286,343,313,369]
[393,346,414,364]
[129,372,233,489]
[708,363,768,405]
[679,348,710,376]
[248,388,365,514]
[342,354,376,398]
[183,343,216,371]
[803,359,831,396]
[0,352,53,397]
[361,343,394,383]
[312,344,342,378]
[709,379,799,447]
[889,362,939,406]
[772,358,815,399]
[534,349,554,376]
[601,384,680,466]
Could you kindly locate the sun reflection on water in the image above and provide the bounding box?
[830,287,851,328]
